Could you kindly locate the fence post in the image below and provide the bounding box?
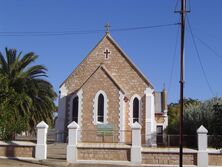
[67,121,79,163]
[35,121,48,160]
[131,122,142,164]
[197,125,208,167]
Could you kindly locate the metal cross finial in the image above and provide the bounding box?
[105,23,111,34]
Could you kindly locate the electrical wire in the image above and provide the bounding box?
[168,23,180,93]
[174,0,179,12]
[0,23,179,37]
[187,16,215,96]
[194,35,222,60]
[111,23,178,32]
[185,17,222,60]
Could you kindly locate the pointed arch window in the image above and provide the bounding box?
[93,90,108,124]
[72,96,79,123]
[97,94,104,122]
[133,97,139,123]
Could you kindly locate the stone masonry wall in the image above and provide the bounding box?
[80,68,120,142]
[0,145,35,158]
[78,147,130,161]
[63,34,153,143]
[142,152,197,165]
[63,35,149,97]
[209,153,222,166]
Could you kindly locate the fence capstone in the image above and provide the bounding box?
[67,121,79,163]
[197,125,208,167]
[35,121,48,160]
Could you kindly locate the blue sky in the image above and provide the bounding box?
[0,0,222,103]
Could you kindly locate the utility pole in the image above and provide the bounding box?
[179,0,186,166]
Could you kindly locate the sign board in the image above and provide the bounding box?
[96,123,113,136]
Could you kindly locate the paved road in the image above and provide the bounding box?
[0,158,141,167]
[0,158,48,167]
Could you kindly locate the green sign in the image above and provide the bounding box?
[96,123,113,136]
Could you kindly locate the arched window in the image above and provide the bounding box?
[97,94,104,122]
[72,96,79,123]
[133,97,139,123]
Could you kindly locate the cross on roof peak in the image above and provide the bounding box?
[105,23,111,34]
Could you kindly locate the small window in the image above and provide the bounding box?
[97,94,104,122]
[133,97,139,123]
[72,96,79,123]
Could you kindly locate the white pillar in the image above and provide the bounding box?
[131,122,142,164]
[144,87,156,146]
[197,125,208,167]
[67,121,79,163]
[55,84,68,142]
[119,91,125,143]
[35,121,48,160]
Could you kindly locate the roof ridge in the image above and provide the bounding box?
[60,33,109,88]
[106,34,154,89]
[60,33,154,90]
[78,64,125,94]
[100,65,125,93]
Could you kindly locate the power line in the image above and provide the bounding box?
[174,0,179,11]
[184,19,222,60]
[168,23,180,93]
[185,24,222,60]
[0,23,179,37]
[187,16,215,96]
[194,35,222,60]
[187,0,192,12]
[111,23,179,32]
[0,30,102,36]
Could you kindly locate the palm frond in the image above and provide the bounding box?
[0,48,57,132]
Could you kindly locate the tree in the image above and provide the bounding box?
[0,48,57,139]
[167,102,180,134]
[0,74,29,140]
[167,97,222,148]
[210,103,222,149]
[167,98,200,134]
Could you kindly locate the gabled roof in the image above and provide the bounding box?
[60,34,108,88]
[79,64,125,94]
[60,33,154,89]
[105,33,154,89]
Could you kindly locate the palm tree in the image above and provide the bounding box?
[0,48,57,132]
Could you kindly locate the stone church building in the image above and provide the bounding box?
[56,32,168,146]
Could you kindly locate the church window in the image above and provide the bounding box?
[93,90,108,124]
[129,94,141,125]
[72,96,79,123]
[97,94,104,122]
[133,97,139,123]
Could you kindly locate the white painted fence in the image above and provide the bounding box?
[35,121,211,166]
[35,121,48,160]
